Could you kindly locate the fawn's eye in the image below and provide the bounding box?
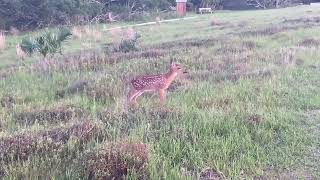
[177,67,181,70]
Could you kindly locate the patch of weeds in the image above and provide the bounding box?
[1,95,15,108]
[106,49,176,64]
[153,37,228,49]
[80,140,148,179]
[147,106,183,121]
[241,41,259,50]
[209,19,232,28]
[30,50,107,73]
[115,34,141,53]
[239,27,285,37]
[248,114,263,125]
[282,16,320,24]
[295,58,305,66]
[97,110,140,136]
[196,97,232,110]
[276,48,297,66]
[199,168,224,180]
[298,38,320,47]
[0,64,26,79]
[0,121,100,163]
[191,69,272,83]
[86,78,120,102]
[98,106,182,137]
[215,46,247,55]
[222,70,273,82]
[14,105,86,125]
[56,80,89,98]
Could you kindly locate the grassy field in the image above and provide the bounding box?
[0,5,320,179]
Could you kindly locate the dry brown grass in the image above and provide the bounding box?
[155,16,161,25]
[0,32,5,52]
[282,16,320,24]
[200,168,224,180]
[81,140,148,179]
[110,27,123,44]
[14,105,86,125]
[72,26,83,39]
[0,121,99,163]
[248,114,263,125]
[16,44,26,60]
[110,27,137,44]
[298,38,320,47]
[85,27,102,42]
[1,95,15,108]
[72,26,102,42]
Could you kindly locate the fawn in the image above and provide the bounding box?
[127,62,187,106]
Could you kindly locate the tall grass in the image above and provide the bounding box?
[0,5,320,179]
[0,32,5,52]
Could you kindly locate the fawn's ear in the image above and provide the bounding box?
[170,59,176,67]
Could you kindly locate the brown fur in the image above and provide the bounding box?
[128,62,186,105]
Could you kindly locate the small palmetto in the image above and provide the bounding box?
[20,28,72,58]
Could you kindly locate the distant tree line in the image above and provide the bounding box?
[0,0,307,30]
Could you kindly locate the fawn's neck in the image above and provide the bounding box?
[165,69,178,85]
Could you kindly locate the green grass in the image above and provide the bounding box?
[0,5,320,179]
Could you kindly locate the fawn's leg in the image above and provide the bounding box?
[159,89,166,105]
[128,89,140,104]
[132,90,145,103]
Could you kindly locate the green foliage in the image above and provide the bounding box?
[20,28,72,58]
[0,0,104,30]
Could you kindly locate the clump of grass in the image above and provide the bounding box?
[71,26,83,39]
[56,80,89,98]
[298,38,320,47]
[30,50,107,73]
[153,37,227,49]
[199,168,224,180]
[80,140,148,179]
[86,84,116,103]
[83,26,102,42]
[116,34,141,53]
[196,97,232,110]
[108,27,141,53]
[1,95,15,108]
[0,32,6,52]
[14,105,86,125]
[0,121,99,163]
[241,41,259,50]
[16,44,26,60]
[248,114,263,125]
[239,27,288,37]
[209,18,229,27]
[215,45,246,55]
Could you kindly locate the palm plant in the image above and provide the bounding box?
[20,28,72,58]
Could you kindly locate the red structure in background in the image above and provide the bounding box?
[176,0,187,17]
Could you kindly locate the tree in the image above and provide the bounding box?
[247,0,296,8]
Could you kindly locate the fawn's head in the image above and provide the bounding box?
[170,62,188,74]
